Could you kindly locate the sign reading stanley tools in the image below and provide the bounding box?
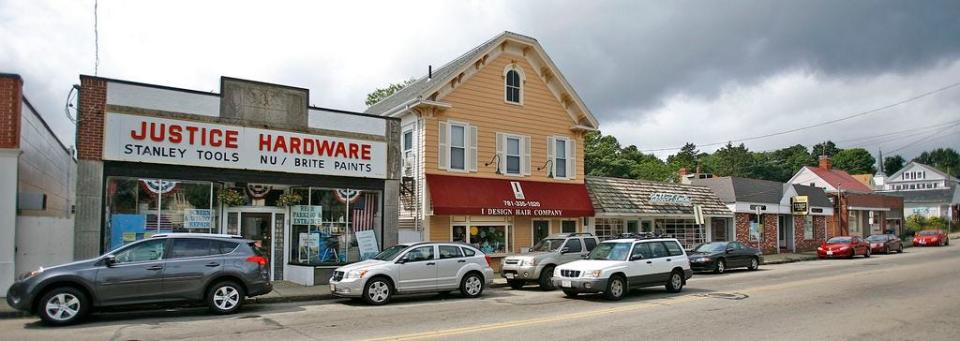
[103,113,387,178]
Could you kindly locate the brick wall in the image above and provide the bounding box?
[0,74,23,148]
[735,213,779,254]
[794,215,827,252]
[77,76,106,160]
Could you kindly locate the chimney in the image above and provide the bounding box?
[818,155,831,170]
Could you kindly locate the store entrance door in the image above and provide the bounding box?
[223,207,287,281]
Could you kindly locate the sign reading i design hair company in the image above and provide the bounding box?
[103,113,387,178]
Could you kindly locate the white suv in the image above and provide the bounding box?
[551,238,693,300]
[329,242,494,305]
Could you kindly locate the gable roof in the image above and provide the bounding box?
[692,177,784,204]
[803,166,874,193]
[364,31,599,129]
[790,184,833,207]
[887,161,960,182]
[586,176,731,216]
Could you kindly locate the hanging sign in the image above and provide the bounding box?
[183,209,213,229]
[103,113,387,179]
[791,196,809,215]
[291,205,323,225]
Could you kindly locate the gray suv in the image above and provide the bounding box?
[5,234,272,325]
[501,233,599,290]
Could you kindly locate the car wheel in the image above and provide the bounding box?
[207,281,245,314]
[666,271,685,293]
[538,266,556,291]
[864,248,871,258]
[747,257,760,271]
[898,245,904,253]
[603,275,626,301]
[562,289,579,298]
[362,277,393,305]
[460,273,484,298]
[38,286,89,326]
[714,259,726,274]
[508,280,525,290]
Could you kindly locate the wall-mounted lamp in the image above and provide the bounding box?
[537,159,554,178]
[484,154,501,174]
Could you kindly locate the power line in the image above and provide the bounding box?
[832,119,960,145]
[640,80,960,152]
[887,122,960,154]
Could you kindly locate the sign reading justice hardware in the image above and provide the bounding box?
[103,113,387,178]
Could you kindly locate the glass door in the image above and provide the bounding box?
[222,207,287,281]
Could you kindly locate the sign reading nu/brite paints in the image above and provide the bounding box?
[102,113,387,179]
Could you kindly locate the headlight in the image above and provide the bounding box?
[17,267,43,281]
[583,270,602,278]
[699,257,711,262]
[345,270,368,279]
[520,259,534,266]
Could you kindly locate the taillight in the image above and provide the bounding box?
[246,255,268,266]
[484,255,493,266]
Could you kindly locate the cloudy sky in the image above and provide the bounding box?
[2,0,958,160]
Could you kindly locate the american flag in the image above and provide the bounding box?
[352,193,378,231]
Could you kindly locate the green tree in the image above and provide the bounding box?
[584,131,633,178]
[832,148,876,174]
[704,142,754,177]
[913,148,960,177]
[666,143,699,171]
[757,144,817,182]
[811,141,840,158]
[883,155,906,175]
[365,79,416,107]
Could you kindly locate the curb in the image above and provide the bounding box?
[249,294,336,304]
[762,256,819,265]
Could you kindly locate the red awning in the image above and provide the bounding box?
[426,174,595,217]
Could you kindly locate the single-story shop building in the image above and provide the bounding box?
[75,75,401,285]
[693,177,833,254]
[585,176,732,249]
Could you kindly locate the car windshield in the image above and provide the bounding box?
[693,242,727,252]
[587,242,632,261]
[532,238,566,252]
[918,231,940,236]
[373,245,408,260]
[827,237,852,244]
[866,235,887,241]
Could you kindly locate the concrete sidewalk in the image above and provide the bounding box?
[763,252,819,264]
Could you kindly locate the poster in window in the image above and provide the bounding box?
[291,205,323,226]
[749,222,761,241]
[183,209,213,229]
[356,230,380,260]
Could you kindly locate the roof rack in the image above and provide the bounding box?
[618,232,673,240]
[150,233,244,239]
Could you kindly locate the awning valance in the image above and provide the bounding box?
[427,174,595,217]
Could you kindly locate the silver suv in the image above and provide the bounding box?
[329,242,494,305]
[501,233,599,290]
[5,234,272,325]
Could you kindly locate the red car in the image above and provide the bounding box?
[818,236,871,259]
[913,229,950,247]
[866,234,903,254]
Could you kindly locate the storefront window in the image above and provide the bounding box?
[451,225,509,254]
[533,221,549,244]
[659,219,705,249]
[562,220,577,233]
[595,218,624,240]
[804,215,814,239]
[105,177,221,252]
[289,188,381,266]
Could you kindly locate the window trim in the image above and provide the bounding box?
[503,65,524,105]
[551,136,573,180]
[504,135,522,176]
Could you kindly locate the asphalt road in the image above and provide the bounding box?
[2,245,958,341]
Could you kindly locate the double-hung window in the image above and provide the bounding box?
[505,67,522,104]
[450,124,466,170]
[506,136,521,175]
[549,136,574,180]
[403,130,413,159]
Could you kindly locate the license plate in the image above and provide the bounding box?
[505,273,515,279]
[920,241,926,245]
[827,251,833,255]
[561,280,572,288]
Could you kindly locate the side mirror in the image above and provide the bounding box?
[395,255,408,264]
[725,248,734,254]
[630,254,643,261]
[103,254,116,267]
[560,247,570,254]
[528,247,534,253]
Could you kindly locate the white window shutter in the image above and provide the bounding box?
[522,136,531,176]
[547,137,556,177]
[438,121,448,170]
[568,139,576,180]
[496,133,505,174]
[469,125,478,172]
